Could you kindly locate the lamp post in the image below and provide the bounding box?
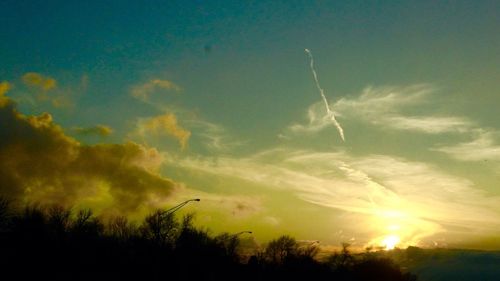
[161,198,200,216]
[222,231,253,258]
[232,231,253,237]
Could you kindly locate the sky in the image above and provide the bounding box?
[1,0,499,250]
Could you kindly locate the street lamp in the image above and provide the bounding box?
[162,198,200,216]
[232,231,253,237]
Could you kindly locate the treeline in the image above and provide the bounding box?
[0,198,417,281]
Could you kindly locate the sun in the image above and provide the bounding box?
[382,235,400,250]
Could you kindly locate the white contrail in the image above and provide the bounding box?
[304,48,345,141]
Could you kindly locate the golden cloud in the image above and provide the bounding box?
[131,79,181,101]
[0,98,177,215]
[50,95,73,108]
[22,72,57,91]
[73,125,113,137]
[0,81,12,107]
[20,72,74,108]
[139,113,191,150]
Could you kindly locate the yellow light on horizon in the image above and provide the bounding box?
[382,235,400,250]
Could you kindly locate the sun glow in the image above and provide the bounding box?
[382,235,400,250]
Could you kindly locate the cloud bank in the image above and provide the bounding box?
[0,95,178,215]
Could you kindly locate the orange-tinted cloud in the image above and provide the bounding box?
[73,124,113,137]
[0,96,177,215]
[20,72,74,108]
[139,113,191,150]
[22,72,57,91]
[0,81,12,107]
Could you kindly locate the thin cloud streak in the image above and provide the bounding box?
[304,49,345,141]
[186,119,245,153]
[434,131,500,162]
[131,79,181,102]
[386,116,472,133]
[72,124,113,137]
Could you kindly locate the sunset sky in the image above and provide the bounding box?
[1,0,499,250]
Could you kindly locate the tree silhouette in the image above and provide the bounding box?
[0,197,11,232]
[264,235,298,264]
[140,209,179,247]
[0,200,418,281]
[327,242,355,271]
[47,204,71,239]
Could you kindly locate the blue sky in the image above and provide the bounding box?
[1,0,500,250]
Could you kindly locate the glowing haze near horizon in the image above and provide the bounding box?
[1,1,499,250]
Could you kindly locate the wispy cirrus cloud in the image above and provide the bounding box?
[385,116,472,133]
[288,102,334,134]
[287,84,474,137]
[433,131,500,162]
[186,119,245,153]
[166,148,500,247]
[131,79,181,101]
[335,84,433,116]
